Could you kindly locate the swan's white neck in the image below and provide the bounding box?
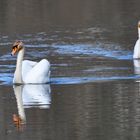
[14,48,25,84]
[138,27,140,38]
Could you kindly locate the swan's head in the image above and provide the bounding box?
[11,41,24,55]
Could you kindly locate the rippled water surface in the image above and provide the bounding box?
[1,0,140,140]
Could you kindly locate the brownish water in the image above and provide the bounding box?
[0,0,140,140]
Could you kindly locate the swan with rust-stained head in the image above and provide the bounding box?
[133,21,140,59]
[11,41,50,84]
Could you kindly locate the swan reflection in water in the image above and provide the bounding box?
[13,84,51,131]
[133,59,140,75]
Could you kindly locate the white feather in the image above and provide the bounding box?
[133,39,140,59]
[133,21,140,59]
[22,59,50,83]
[13,44,50,84]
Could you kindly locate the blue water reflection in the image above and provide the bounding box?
[0,33,135,85]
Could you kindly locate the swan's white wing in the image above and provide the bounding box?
[22,60,37,82]
[24,59,50,83]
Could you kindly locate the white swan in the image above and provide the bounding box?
[133,21,140,59]
[11,41,50,84]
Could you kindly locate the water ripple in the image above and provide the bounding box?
[51,75,140,85]
[0,73,139,86]
[0,31,135,86]
[52,44,132,60]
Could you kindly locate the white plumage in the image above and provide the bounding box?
[12,41,50,84]
[22,59,50,83]
[133,39,140,59]
[133,21,140,59]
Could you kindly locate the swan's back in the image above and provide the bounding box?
[23,59,50,83]
[22,60,37,80]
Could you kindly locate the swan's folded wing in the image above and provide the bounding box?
[24,59,50,83]
[22,60,37,82]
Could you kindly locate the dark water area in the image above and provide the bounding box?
[0,0,140,140]
[1,81,140,140]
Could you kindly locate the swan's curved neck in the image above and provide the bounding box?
[138,28,140,38]
[14,47,25,83]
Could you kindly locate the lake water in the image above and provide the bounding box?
[0,0,140,140]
